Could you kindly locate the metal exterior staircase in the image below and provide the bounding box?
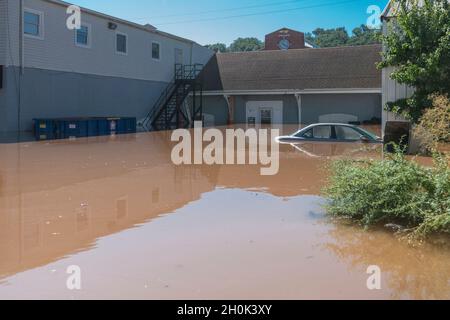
[141,64,204,131]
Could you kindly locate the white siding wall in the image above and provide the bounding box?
[0,0,7,65]
[5,0,213,82]
[381,18,411,131]
[3,0,20,67]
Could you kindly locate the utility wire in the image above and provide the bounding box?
[144,0,308,20]
[154,0,360,26]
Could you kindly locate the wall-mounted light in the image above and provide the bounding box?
[108,22,118,30]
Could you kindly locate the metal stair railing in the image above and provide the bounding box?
[143,64,204,131]
[142,81,176,130]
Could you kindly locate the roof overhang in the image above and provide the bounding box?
[200,88,382,96]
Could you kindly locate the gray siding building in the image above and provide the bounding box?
[381,0,414,131]
[0,0,213,133]
[199,45,383,127]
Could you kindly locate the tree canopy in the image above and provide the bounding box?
[205,26,381,53]
[379,0,450,122]
[205,37,264,53]
[305,25,381,48]
[229,37,265,52]
[205,43,228,53]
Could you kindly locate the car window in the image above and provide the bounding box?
[301,126,332,139]
[300,130,313,138]
[335,126,362,140]
[312,126,332,139]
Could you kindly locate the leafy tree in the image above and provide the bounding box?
[228,37,264,52]
[205,43,228,53]
[379,0,450,122]
[306,25,381,47]
[347,24,382,46]
[305,27,349,48]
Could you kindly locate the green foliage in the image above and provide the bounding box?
[228,37,264,52]
[205,38,264,53]
[206,25,381,53]
[323,151,450,239]
[347,25,382,46]
[205,43,228,53]
[305,27,349,48]
[379,0,450,122]
[413,94,450,154]
[305,25,381,48]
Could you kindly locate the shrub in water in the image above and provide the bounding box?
[413,94,450,154]
[323,151,450,239]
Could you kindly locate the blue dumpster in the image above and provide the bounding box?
[87,119,100,136]
[59,119,89,139]
[97,118,120,136]
[118,118,137,134]
[33,117,137,141]
[34,119,57,141]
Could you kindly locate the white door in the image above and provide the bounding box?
[246,101,283,124]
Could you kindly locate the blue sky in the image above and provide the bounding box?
[71,0,389,45]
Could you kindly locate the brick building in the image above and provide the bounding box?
[264,28,313,50]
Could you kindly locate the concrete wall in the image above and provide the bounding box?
[202,93,381,125]
[301,93,381,124]
[0,67,19,133]
[0,66,169,132]
[202,95,229,126]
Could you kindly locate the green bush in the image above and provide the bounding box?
[413,94,450,154]
[323,151,450,239]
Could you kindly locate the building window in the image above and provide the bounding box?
[24,9,44,39]
[175,48,183,64]
[152,42,160,60]
[75,24,91,48]
[116,32,128,55]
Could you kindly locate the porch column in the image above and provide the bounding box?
[295,93,303,128]
[224,95,235,125]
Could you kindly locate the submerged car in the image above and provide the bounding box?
[276,123,383,144]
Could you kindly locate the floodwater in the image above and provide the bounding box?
[0,125,449,300]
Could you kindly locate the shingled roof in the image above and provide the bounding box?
[200,44,382,92]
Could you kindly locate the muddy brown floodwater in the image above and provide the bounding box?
[0,125,449,300]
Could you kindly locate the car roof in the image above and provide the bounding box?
[302,123,359,129]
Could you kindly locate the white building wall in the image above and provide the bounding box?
[381,18,411,132]
[5,0,213,82]
[0,0,7,65]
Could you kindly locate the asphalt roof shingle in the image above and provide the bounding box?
[200,44,382,92]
